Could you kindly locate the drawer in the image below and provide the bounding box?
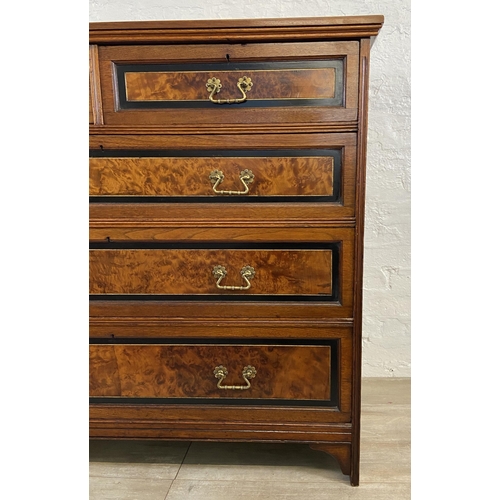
[89,342,334,402]
[89,246,337,299]
[88,134,357,223]
[89,149,340,199]
[97,41,359,127]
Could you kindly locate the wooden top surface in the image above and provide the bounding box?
[89,15,384,43]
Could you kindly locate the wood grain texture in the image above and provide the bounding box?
[89,344,331,400]
[89,204,358,242]
[90,404,352,429]
[89,156,333,196]
[89,123,358,135]
[89,225,355,244]
[309,443,351,476]
[89,316,353,339]
[89,249,333,295]
[349,37,372,488]
[89,85,93,124]
[89,428,352,443]
[89,131,357,150]
[89,45,103,125]
[89,298,354,322]
[89,203,353,224]
[125,68,336,102]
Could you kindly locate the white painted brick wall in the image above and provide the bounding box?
[89,0,411,377]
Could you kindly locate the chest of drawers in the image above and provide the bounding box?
[89,15,383,486]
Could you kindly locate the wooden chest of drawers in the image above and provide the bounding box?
[89,15,383,486]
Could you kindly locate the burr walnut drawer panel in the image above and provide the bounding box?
[89,150,341,200]
[89,246,336,298]
[89,342,334,402]
[97,41,359,126]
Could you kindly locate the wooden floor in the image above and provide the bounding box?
[89,377,410,499]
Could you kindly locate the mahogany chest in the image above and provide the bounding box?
[89,15,383,486]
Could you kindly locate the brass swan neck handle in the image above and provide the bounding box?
[213,365,257,390]
[209,169,254,195]
[212,265,256,291]
[206,76,253,105]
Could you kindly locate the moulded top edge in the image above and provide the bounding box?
[90,15,384,30]
[89,15,384,43]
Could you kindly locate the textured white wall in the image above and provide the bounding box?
[89,1,411,377]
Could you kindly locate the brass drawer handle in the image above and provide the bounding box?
[209,169,254,195]
[212,265,255,290]
[213,365,257,390]
[206,76,253,104]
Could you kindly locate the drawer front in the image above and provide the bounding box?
[88,134,357,227]
[97,41,359,126]
[89,150,338,199]
[89,247,335,298]
[89,343,332,401]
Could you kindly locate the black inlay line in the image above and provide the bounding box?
[115,60,344,109]
[89,339,338,408]
[89,149,341,158]
[89,398,337,407]
[89,196,337,203]
[117,60,344,72]
[89,241,338,250]
[89,365,338,405]
[89,242,340,303]
[89,295,339,303]
[89,148,342,204]
[89,338,338,345]
[118,98,339,109]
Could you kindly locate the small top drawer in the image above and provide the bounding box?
[95,41,359,127]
